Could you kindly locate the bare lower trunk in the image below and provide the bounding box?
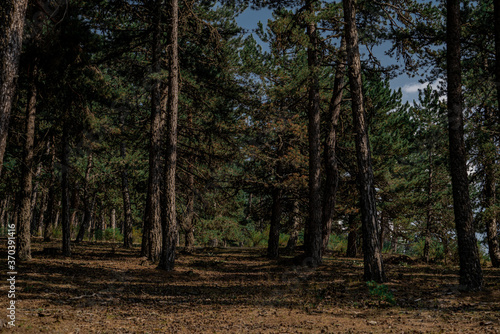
[286,200,301,251]
[346,215,358,257]
[17,64,37,261]
[61,119,71,257]
[305,0,323,266]
[183,173,195,253]
[158,0,179,271]
[322,37,346,253]
[424,150,433,263]
[120,112,133,248]
[483,142,500,267]
[142,0,165,261]
[0,0,29,176]
[75,153,93,243]
[446,0,483,291]
[267,187,282,259]
[344,0,385,282]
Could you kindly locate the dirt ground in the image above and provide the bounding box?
[1,239,499,333]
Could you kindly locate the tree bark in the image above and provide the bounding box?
[267,187,282,259]
[424,149,433,263]
[75,153,93,243]
[305,0,323,266]
[0,0,29,176]
[495,0,500,121]
[446,0,483,291]
[286,200,301,251]
[322,37,346,253]
[344,0,385,282]
[183,173,195,252]
[61,117,71,257]
[142,0,165,261]
[120,111,133,248]
[158,0,179,271]
[17,64,38,261]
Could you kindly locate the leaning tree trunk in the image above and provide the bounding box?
[446,0,483,291]
[305,0,323,266]
[344,0,385,283]
[158,0,179,271]
[142,0,164,261]
[0,0,29,176]
[120,112,133,248]
[322,37,346,253]
[17,63,37,261]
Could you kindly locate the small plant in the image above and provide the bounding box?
[366,281,396,306]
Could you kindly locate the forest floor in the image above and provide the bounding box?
[0,239,499,333]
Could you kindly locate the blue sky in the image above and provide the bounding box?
[234,6,441,105]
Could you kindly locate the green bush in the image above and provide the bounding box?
[366,280,396,306]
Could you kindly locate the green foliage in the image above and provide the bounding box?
[366,281,396,306]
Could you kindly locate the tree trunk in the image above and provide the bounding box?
[75,153,93,243]
[267,187,282,259]
[423,148,433,263]
[29,163,42,235]
[482,108,500,267]
[495,0,500,122]
[17,64,37,261]
[142,0,165,261]
[61,118,71,257]
[346,214,358,257]
[183,173,195,253]
[322,37,346,253]
[111,208,116,239]
[158,0,179,271]
[344,0,385,282]
[37,190,48,237]
[305,0,323,266]
[120,111,133,248]
[286,200,301,251]
[0,0,29,176]
[446,0,483,291]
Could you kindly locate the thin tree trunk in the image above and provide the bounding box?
[29,163,42,235]
[17,64,38,261]
[183,173,195,253]
[322,37,346,253]
[286,200,301,251]
[61,118,71,257]
[446,0,483,291]
[76,153,93,243]
[424,149,433,263]
[267,187,282,259]
[305,0,323,266]
[37,190,47,237]
[344,0,385,282]
[158,0,179,271]
[0,0,29,176]
[111,208,116,239]
[483,108,500,267]
[495,0,500,122]
[120,111,133,248]
[142,0,165,261]
[346,214,358,257]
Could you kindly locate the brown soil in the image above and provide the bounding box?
[1,239,499,333]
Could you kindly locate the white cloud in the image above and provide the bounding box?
[402,82,429,94]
